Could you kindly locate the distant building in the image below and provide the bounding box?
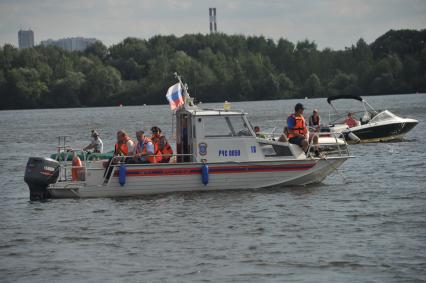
[41,37,99,51]
[209,8,217,33]
[18,29,34,49]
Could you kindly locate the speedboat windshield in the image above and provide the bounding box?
[369,110,398,123]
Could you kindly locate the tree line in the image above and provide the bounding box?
[0,29,425,109]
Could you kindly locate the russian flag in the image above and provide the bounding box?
[165,83,184,110]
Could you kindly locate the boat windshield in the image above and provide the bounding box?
[204,115,254,137]
[369,110,397,123]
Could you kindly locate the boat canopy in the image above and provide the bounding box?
[327,95,363,104]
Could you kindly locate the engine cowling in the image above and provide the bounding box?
[24,157,60,201]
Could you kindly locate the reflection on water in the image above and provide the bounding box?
[0,93,426,282]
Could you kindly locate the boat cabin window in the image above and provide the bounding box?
[203,115,254,138]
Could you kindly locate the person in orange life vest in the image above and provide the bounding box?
[104,130,135,182]
[151,126,173,163]
[132,130,156,164]
[114,130,135,157]
[345,112,358,128]
[287,103,320,156]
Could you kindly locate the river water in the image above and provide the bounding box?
[0,94,425,282]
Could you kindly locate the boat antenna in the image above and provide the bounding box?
[174,72,194,106]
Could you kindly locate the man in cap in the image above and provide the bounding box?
[287,103,320,156]
[83,130,103,153]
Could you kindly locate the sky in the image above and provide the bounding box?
[0,0,425,50]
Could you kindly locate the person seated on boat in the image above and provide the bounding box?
[103,130,135,183]
[345,112,358,128]
[308,109,321,132]
[151,126,173,163]
[254,126,266,139]
[278,126,288,142]
[83,130,103,154]
[132,130,157,164]
[287,103,320,156]
[114,130,135,157]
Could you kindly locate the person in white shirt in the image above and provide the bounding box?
[83,130,103,153]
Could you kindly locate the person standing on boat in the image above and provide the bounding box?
[151,126,173,163]
[83,130,103,153]
[132,130,156,163]
[287,103,320,156]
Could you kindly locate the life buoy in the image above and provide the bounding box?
[72,155,82,181]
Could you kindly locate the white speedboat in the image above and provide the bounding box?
[327,95,418,143]
[24,78,352,200]
[264,127,347,154]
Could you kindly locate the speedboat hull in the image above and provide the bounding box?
[326,95,419,143]
[346,120,418,143]
[48,158,348,198]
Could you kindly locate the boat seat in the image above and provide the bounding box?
[272,144,292,156]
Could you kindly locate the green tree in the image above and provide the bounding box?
[81,65,122,106]
[42,71,85,107]
[300,73,322,98]
[327,71,359,96]
[1,29,425,109]
[5,67,48,108]
[84,41,108,61]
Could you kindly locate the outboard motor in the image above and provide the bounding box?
[24,157,60,201]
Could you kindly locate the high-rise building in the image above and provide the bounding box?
[18,29,34,49]
[209,8,217,33]
[41,37,99,51]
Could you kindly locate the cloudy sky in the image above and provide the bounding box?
[0,0,425,50]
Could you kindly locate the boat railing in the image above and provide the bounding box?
[306,127,350,158]
[107,153,196,165]
[55,148,89,182]
[101,153,198,185]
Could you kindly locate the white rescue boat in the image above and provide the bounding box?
[24,76,352,200]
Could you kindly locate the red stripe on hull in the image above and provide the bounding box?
[113,163,316,177]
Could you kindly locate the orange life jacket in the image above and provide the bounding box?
[152,134,173,162]
[114,136,133,156]
[137,137,157,163]
[287,114,308,139]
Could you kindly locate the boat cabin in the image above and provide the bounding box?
[175,106,306,163]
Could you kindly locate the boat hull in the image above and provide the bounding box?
[48,158,348,198]
[349,121,418,143]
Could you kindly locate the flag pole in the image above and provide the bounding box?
[174,72,193,107]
